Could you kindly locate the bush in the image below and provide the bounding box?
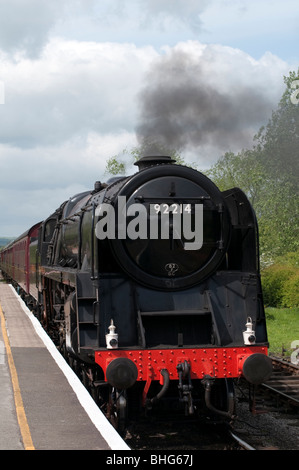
[261,251,299,307]
[275,250,299,268]
[262,265,296,306]
[282,272,299,307]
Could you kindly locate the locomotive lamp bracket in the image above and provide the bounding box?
[105,319,119,349]
[243,317,256,345]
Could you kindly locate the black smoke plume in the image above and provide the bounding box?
[136,49,274,159]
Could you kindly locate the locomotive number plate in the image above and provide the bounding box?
[151,203,192,214]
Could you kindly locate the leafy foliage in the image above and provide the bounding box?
[262,263,298,307]
[282,273,299,308]
[206,69,299,262]
[105,156,127,176]
[261,250,299,307]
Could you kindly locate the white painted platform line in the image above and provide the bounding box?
[9,285,130,451]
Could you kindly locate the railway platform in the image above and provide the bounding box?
[0,282,129,451]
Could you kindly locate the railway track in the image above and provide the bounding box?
[124,356,299,451]
[229,431,255,450]
[259,356,299,412]
[230,356,299,450]
[124,417,255,450]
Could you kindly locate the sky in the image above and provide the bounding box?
[0,0,298,237]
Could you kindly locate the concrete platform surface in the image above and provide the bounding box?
[0,282,129,451]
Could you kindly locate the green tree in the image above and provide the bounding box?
[255,70,299,187]
[205,149,265,208]
[206,70,299,262]
[254,70,299,258]
[105,156,127,176]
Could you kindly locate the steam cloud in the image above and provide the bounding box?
[136,48,275,159]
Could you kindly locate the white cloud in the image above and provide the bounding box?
[1,0,296,61]
[0,130,137,236]
[0,38,289,157]
[0,39,158,148]
[0,0,95,57]
[0,0,62,57]
[0,36,293,236]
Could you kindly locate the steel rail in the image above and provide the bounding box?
[230,431,256,450]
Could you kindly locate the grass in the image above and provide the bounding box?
[265,307,299,357]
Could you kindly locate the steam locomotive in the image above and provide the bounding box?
[0,156,272,429]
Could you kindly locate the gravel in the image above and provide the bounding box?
[233,399,299,450]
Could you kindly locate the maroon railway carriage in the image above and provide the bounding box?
[0,222,41,301]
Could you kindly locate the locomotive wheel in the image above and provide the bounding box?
[108,389,128,432]
[209,378,236,419]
